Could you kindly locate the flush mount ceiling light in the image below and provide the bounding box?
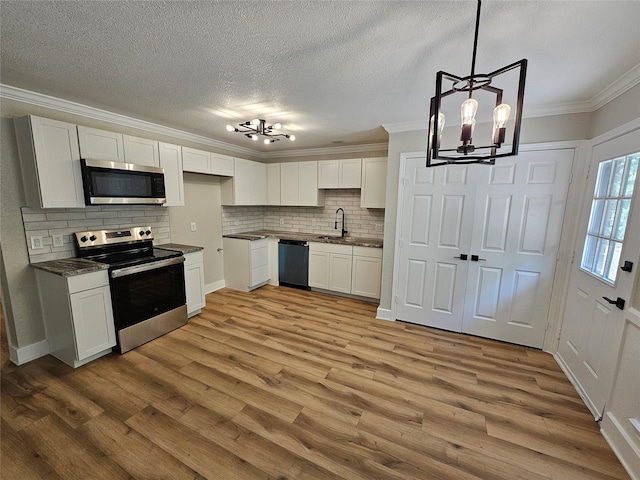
[427,0,527,167]
[225,119,296,145]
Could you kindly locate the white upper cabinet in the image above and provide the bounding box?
[158,142,185,207]
[360,157,387,208]
[182,146,211,173]
[280,161,325,206]
[220,158,266,205]
[122,135,160,167]
[77,126,125,162]
[318,159,362,189]
[182,147,234,176]
[14,115,85,208]
[211,153,234,176]
[267,163,281,205]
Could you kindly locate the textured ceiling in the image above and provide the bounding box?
[1,1,639,152]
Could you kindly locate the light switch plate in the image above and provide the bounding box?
[53,235,64,247]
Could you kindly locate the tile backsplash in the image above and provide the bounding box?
[22,205,170,263]
[222,189,384,238]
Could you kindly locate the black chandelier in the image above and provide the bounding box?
[427,0,527,167]
[226,119,296,145]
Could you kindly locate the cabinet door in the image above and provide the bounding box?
[20,116,85,208]
[361,157,388,208]
[267,164,281,205]
[211,153,235,176]
[318,160,339,188]
[252,162,267,205]
[123,135,160,167]
[77,126,125,162]
[233,158,253,204]
[299,161,323,206]
[159,142,185,207]
[69,285,116,360]
[329,253,352,293]
[280,162,299,205]
[309,250,330,289]
[351,255,382,298]
[185,262,205,315]
[340,159,362,188]
[182,147,211,173]
[250,241,269,287]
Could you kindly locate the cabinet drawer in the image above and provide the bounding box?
[251,245,268,267]
[67,270,109,294]
[309,242,352,255]
[184,250,203,266]
[251,264,269,287]
[353,246,383,258]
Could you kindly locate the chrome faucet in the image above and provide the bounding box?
[335,208,347,237]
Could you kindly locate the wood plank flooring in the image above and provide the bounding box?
[1,286,630,479]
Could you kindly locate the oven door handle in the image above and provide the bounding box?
[111,256,185,278]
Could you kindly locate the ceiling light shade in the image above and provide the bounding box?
[427,0,527,167]
[226,118,295,144]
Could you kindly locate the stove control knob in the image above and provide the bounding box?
[89,235,97,241]
[139,230,146,236]
[145,230,151,236]
[80,235,88,242]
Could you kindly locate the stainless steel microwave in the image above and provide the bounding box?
[80,159,166,205]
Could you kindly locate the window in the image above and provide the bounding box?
[581,152,638,284]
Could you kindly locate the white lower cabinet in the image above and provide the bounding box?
[308,243,382,299]
[35,269,116,367]
[184,251,205,317]
[223,237,269,291]
[351,246,383,299]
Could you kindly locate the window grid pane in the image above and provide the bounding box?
[580,152,639,284]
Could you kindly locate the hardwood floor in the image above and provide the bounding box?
[1,286,630,479]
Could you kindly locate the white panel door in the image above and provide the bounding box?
[395,157,475,331]
[462,150,574,347]
[396,150,573,348]
[557,129,640,417]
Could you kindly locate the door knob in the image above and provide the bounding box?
[454,254,468,260]
[602,296,625,310]
[620,261,633,272]
[471,255,486,262]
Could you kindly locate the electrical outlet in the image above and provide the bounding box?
[375,223,383,232]
[190,222,197,232]
[280,218,284,225]
[52,234,64,247]
[30,236,43,250]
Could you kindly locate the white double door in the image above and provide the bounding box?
[395,149,573,348]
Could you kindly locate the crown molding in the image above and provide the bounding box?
[259,142,389,159]
[0,84,387,159]
[383,63,640,132]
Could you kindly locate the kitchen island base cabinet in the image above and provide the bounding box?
[184,251,205,317]
[223,237,269,291]
[35,269,116,368]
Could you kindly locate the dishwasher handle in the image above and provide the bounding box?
[279,239,308,246]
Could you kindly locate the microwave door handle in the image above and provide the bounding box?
[111,257,185,278]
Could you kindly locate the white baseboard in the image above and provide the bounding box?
[8,338,50,365]
[205,280,225,295]
[601,412,640,480]
[553,352,601,420]
[376,307,393,321]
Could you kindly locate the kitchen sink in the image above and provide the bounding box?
[315,235,334,240]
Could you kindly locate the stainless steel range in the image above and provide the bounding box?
[75,226,187,353]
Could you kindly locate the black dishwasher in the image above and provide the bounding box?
[278,239,309,290]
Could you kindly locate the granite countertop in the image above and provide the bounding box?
[31,258,109,277]
[224,230,383,248]
[156,243,204,254]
